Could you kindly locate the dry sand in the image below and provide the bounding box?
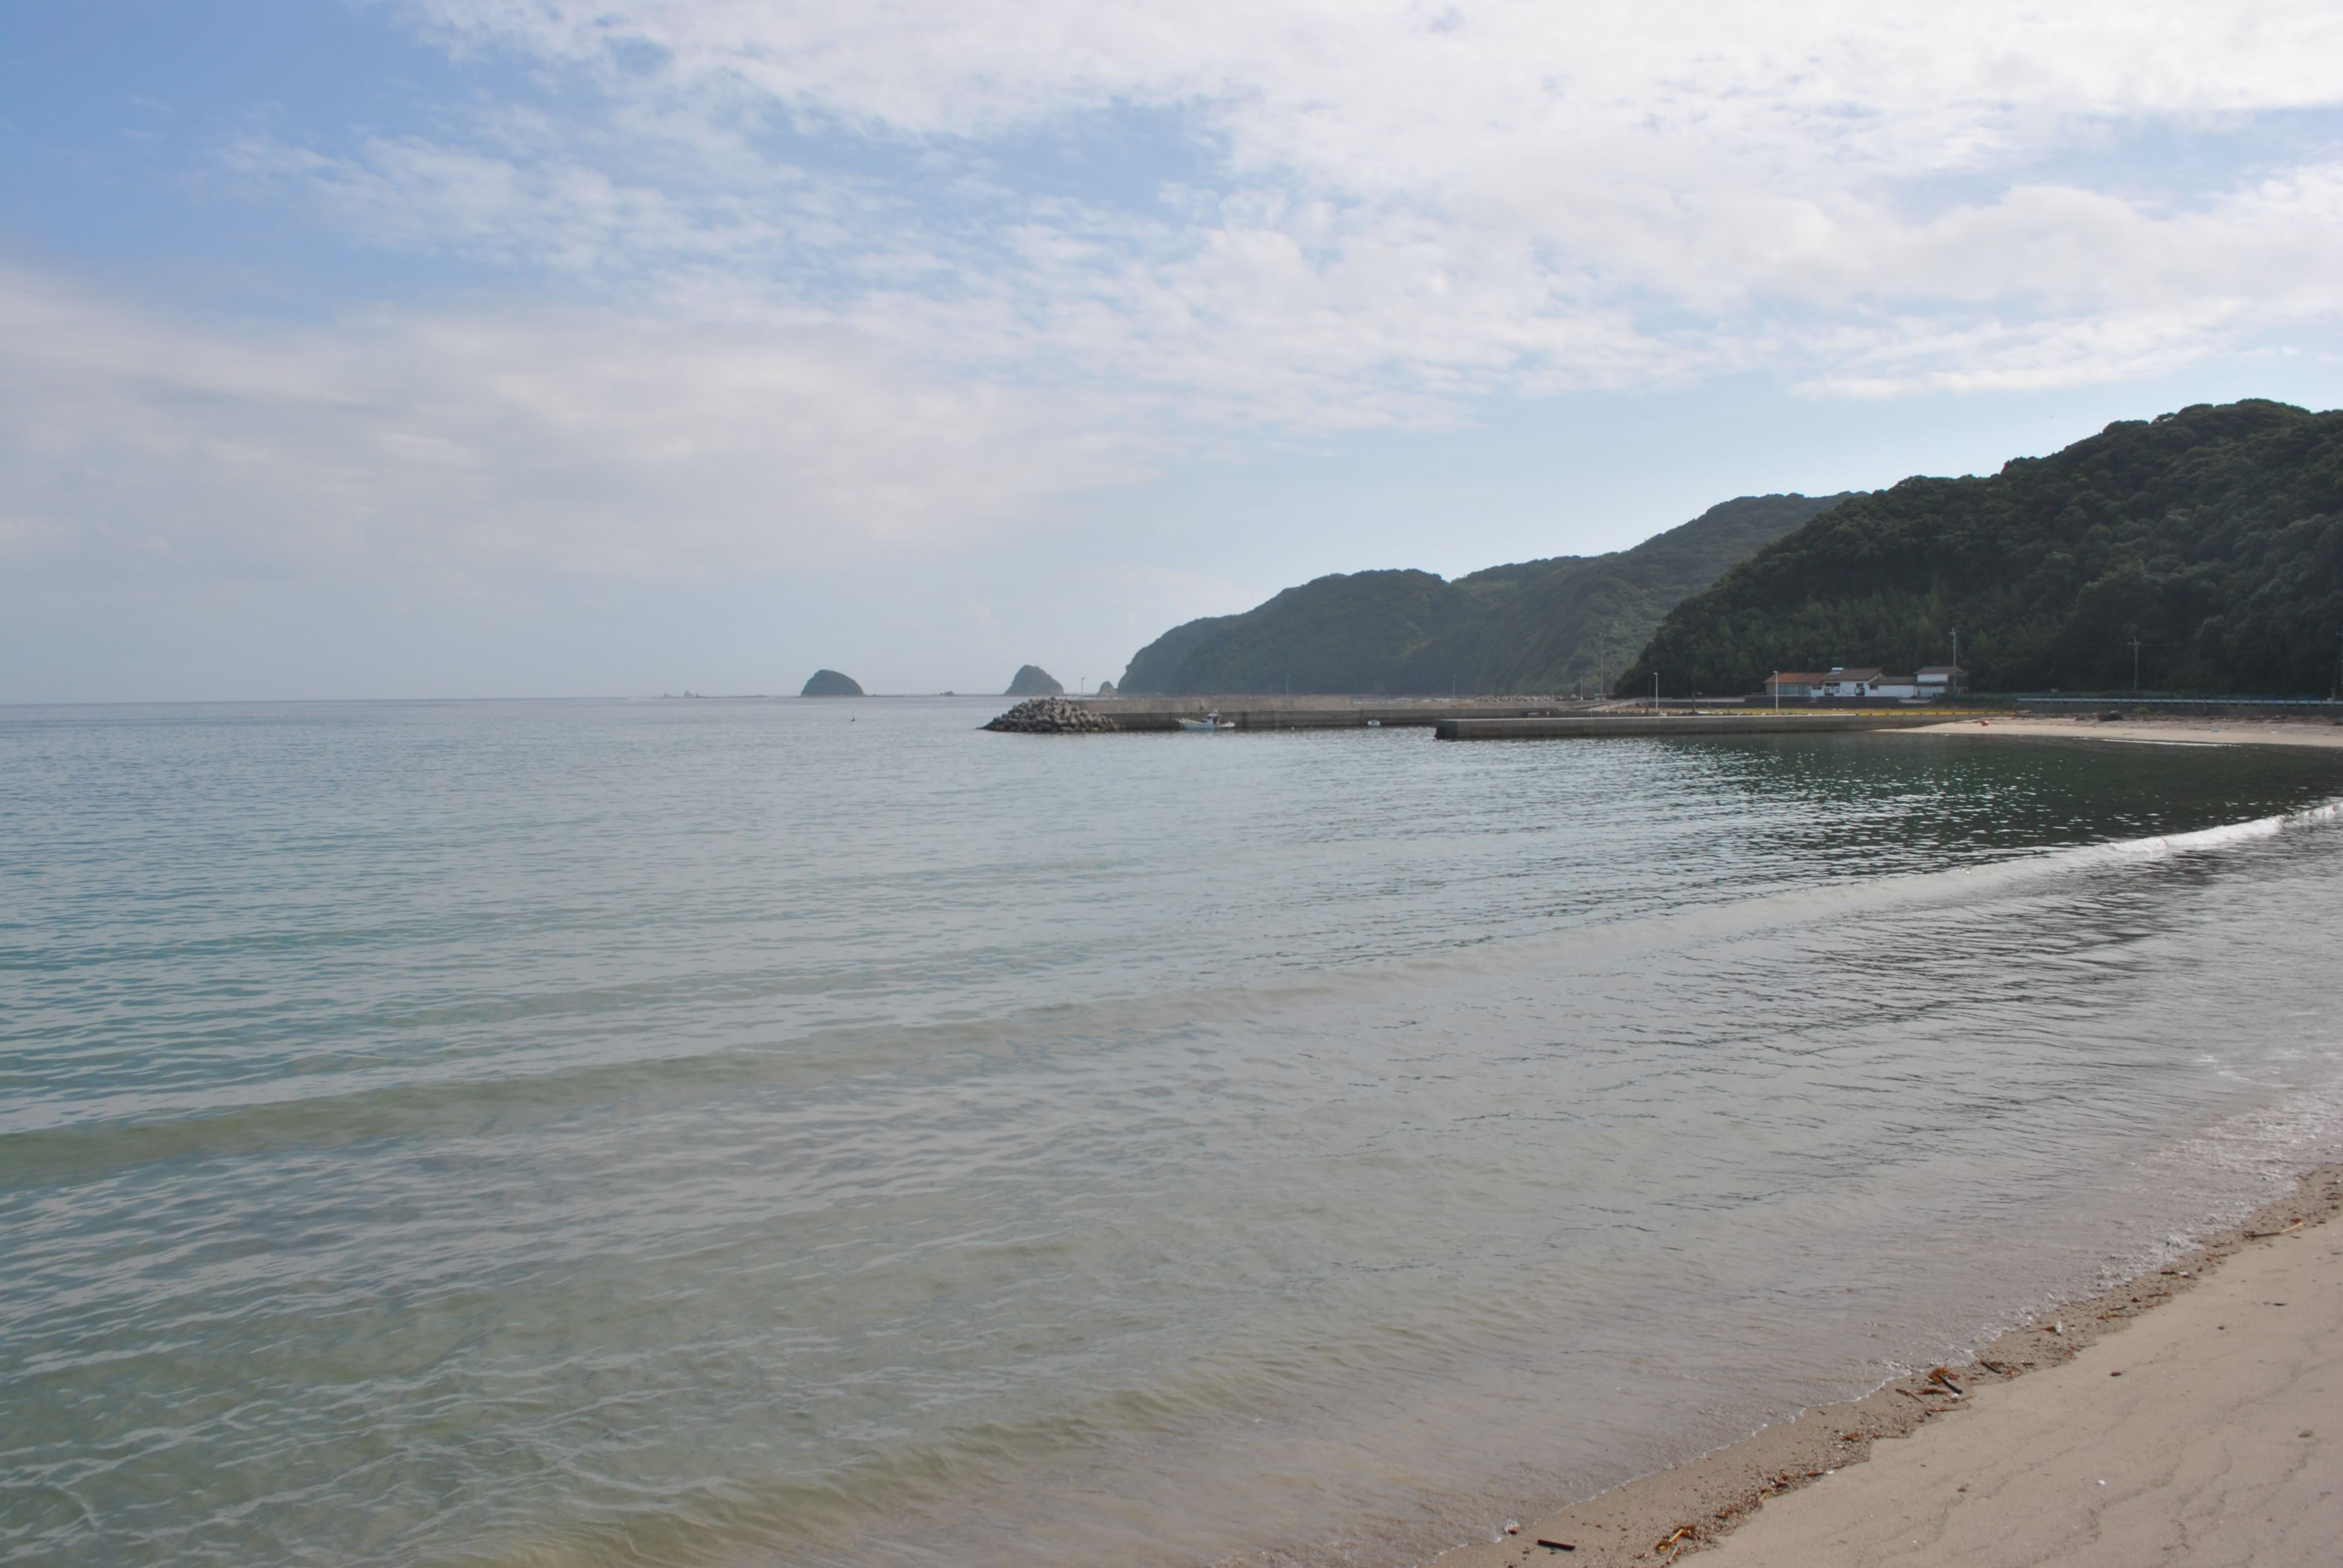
[1893,714,2343,751]
[1695,1187,2342,1566]
[1429,1169,2343,1568]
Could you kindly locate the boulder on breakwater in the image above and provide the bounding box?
[983,697,1119,734]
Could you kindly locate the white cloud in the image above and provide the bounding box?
[398,1,2343,140]
[16,1,2343,596]
[0,266,1129,578]
[298,0,2343,409]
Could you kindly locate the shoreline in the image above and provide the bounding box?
[1386,714,2343,1568]
[1426,1164,2343,1568]
[1898,713,2343,751]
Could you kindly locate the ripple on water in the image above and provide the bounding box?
[4,698,2343,1567]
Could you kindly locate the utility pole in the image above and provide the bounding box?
[2129,637,2141,691]
[1772,670,1780,713]
[1652,671,1660,711]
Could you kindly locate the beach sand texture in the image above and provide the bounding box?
[1899,714,2343,751]
[1698,1191,2341,1566]
[1432,1168,2342,1568]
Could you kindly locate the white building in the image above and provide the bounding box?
[1799,661,1968,698]
[1802,664,1970,700]
[1815,666,1884,697]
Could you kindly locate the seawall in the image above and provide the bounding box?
[1433,713,1955,740]
[1084,697,1593,732]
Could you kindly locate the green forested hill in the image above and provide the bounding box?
[1622,400,2343,696]
[1115,494,1846,695]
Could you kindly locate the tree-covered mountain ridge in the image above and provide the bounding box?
[1116,493,1849,696]
[1624,400,2343,697]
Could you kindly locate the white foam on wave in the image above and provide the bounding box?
[2165,1067,2343,1191]
[2064,1065,2343,1296]
[1899,792,2343,913]
[1316,791,2343,1010]
[2076,793,2341,862]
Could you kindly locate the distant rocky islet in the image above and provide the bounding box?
[800,670,865,697]
[1004,664,1065,696]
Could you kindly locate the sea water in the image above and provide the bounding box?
[5,697,2342,1567]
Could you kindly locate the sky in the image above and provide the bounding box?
[4,0,2341,701]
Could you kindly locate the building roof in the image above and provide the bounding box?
[1825,667,1884,681]
[1765,671,1830,684]
[1916,664,1969,676]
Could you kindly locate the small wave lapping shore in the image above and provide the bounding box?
[1427,1166,2343,1568]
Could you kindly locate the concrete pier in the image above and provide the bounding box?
[1047,697,1968,736]
[1083,697,1593,732]
[1433,713,1956,740]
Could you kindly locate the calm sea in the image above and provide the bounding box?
[6,697,2343,1567]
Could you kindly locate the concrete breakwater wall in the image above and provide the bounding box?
[1078,697,1593,732]
[1434,713,1956,740]
[985,697,1967,737]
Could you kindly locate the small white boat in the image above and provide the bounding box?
[1176,710,1235,732]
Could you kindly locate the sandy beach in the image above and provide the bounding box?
[1696,1184,2342,1566]
[1429,1167,2342,1568]
[1898,713,2343,751]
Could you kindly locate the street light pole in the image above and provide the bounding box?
[2129,637,2141,691]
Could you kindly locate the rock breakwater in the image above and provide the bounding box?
[983,697,1120,734]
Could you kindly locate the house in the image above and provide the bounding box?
[1767,663,1971,701]
[1815,666,1884,697]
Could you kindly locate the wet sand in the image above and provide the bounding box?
[1428,1167,2343,1568]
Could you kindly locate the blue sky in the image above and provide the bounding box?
[5,0,2341,700]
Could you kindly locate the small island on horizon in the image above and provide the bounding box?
[800,669,865,697]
